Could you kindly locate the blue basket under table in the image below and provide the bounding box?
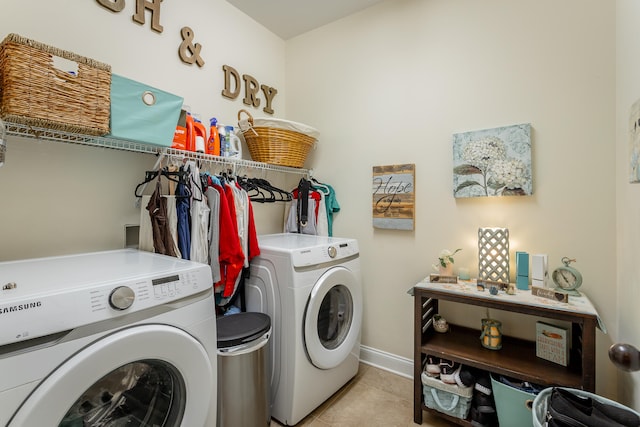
[421,372,473,420]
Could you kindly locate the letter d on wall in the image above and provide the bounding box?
[222,65,241,99]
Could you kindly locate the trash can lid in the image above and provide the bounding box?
[216,312,271,348]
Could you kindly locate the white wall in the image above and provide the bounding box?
[0,0,290,261]
[286,0,619,398]
[615,0,640,409]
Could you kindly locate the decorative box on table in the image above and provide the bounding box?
[421,372,473,420]
[108,74,183,147]
[0,33,111,136]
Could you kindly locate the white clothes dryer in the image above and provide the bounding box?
[0,249,217,427]
[245,233,362,426]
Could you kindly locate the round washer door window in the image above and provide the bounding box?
[8,324,214,427]
[304,266,362,370]
[61,359,184,426]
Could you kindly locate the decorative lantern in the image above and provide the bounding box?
[480,318,502,350]
[478,227,510,283]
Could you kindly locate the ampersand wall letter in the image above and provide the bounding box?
[179,27,205,67]
[96,0,125,12]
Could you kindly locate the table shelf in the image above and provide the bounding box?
[412,283,597,425]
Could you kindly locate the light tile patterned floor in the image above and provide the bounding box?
[269,363,457,427]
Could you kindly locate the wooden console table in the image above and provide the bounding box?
[412,279,600,426]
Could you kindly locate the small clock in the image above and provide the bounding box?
[552,257,583,296]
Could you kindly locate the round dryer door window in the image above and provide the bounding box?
[7,324,214,427]
[304,266,362,370]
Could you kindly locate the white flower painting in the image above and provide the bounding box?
[453,123,532,198]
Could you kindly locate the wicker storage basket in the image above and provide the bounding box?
[0,33,111,136]
[238,109,317,168]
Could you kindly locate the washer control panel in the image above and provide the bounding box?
[88,269,204,314]
[0,257,211,347]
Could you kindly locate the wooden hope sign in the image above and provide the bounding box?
[372,164,415,230]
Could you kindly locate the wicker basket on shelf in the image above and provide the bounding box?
[0,33,111,136]
[237,109,317,168]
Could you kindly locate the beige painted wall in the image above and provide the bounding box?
[286,0,619,398]
[0,0,629,405]
[0,0,291,261]
[615,0,640,410]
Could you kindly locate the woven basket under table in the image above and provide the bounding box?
[0,33,111,136]
[238,109,316,168]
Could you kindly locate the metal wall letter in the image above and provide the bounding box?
[132,0,164,33]
[178,27,205,67]
[242,74,260,108]
[222,65,277,114]
[222,65,241,99]
[261,85,277,115]
[96,0,125,12]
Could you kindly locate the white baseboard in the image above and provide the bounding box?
[359,345,413,379]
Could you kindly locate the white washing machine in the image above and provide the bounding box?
[0,249,217,427]
[245,233,362,426]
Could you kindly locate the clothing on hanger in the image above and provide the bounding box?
[175,178,191,260]
[312,179,340,237]
[139,195,181,258]
[205,185,222,284]
[146,177,179,257]
[187,161,210,264]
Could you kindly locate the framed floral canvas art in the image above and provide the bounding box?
[453,123,532,198]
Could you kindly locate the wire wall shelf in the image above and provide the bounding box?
[5,121,310,176]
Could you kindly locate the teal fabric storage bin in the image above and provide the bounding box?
[108,74,183,147]
[421,372,473,420]
[491,374,542,427]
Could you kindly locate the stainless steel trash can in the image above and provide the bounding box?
[216,312,271,427]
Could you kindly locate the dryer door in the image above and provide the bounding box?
[8,324,214,427]
[304,266,362,370]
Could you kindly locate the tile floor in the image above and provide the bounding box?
[269,363,457,427]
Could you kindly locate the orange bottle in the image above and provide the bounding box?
[185,111,195,152]
[193,118,207,153]
[207,118,221,156]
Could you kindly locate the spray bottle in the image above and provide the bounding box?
[207,118,220,156]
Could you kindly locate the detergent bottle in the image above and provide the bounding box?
[218,123,229,157]
[225,125,242,159]
[207,118,220,156]
[185,108,196,152]
[193,115,207,153]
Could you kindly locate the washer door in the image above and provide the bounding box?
[8,324,214,427]
[304,266,362,370]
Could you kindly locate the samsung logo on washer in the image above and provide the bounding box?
[0,301,42,315]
